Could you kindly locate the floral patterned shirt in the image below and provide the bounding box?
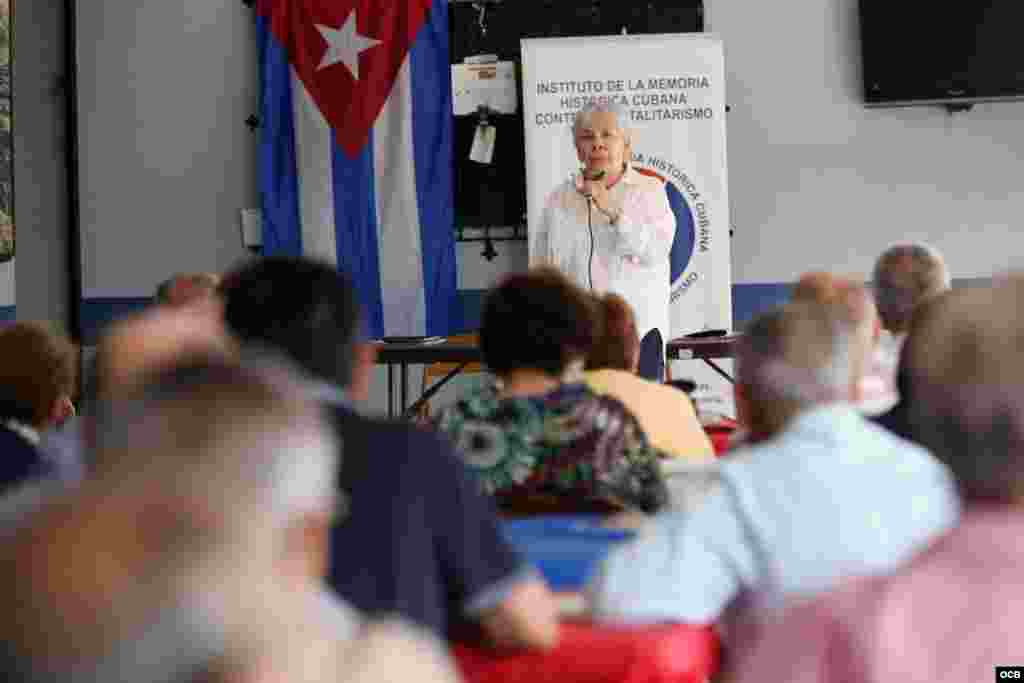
[434,383,669,513]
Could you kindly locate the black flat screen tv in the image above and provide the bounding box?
[860,1,1024,107]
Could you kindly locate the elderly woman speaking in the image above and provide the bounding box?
[530,101,676,345]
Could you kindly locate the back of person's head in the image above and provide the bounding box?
[586,293,640,373]
[903,277,1024,503]
[481,268,596,378]
[0,322,76,430]
[0,355,337,683]
[91,303,234,404]
[737,300,851,438]
[873,243,951,334]
[155,272,222,309]
[92,355,338,538]
[792,272,878,388]
[792,272,878,340]
[221,257,361,389]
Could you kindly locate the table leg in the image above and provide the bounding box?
[404,361,469,419]
[400,363,409,416]
[703,358,734,384]
[387,363,395,418]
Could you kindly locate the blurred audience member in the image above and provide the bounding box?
[728,277,1023,683]
[868,293,955,443]
[0,357,457,683]
[0,322,75,494]
[155,272,222,309]
[792,271,894,415]
[584,293,713,461]
[871,244,951,436]
[222,256,558,650]
[872,243,951,338]
[34,301,235,487]
[587,299,958,634]
[436,268,669,514]
[92,298,233,401]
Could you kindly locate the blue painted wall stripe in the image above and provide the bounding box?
[75,277,992,344]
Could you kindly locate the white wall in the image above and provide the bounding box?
[12,0,68,322]
[75,1,254,298]
[707,0,1024,282]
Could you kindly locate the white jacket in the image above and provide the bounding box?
[531,164,676,342]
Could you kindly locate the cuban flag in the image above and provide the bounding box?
[257,0,457,338]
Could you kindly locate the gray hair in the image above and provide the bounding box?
[572,99,633,143]
[91,354,338,528]
[872,243,951,333]
[737,301,852,434]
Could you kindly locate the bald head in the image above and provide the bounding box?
[737,300,851,438]
[792,272,878,338]
[904,277,1024,502]
[92,355,337,526]
[155,272,222,309]
[94,302,233,401]
[792,272,878,389]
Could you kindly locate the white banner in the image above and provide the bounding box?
[522,33,735,415]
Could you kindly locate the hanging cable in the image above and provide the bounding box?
[587,200,595,290]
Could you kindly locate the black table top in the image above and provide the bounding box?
[373,334,740,364]
[665,334,740,360]
[374,340,481,365]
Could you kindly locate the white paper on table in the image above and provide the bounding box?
[452,61,518,116]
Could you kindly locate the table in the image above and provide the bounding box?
[453,622,721,683]
[375,334,740,417]
[666,334,740,384]
[374,340,481,418]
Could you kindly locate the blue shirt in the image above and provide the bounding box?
[587,404,960,626]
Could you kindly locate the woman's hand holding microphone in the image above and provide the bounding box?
[579,171,621,224]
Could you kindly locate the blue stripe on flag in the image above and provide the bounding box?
[332,132,385,338]
[257,14,302,256]
[409,0,458,336]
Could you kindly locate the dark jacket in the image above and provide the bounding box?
[326,405,524,638]
[0,423,52,496]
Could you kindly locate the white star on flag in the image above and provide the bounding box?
[316,10,382,80]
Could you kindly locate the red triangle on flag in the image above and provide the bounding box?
[263,0,433,158]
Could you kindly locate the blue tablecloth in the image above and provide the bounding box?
[501,515,637,591]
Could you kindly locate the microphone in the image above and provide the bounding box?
[581,169,606,202]
[583,169,608,292]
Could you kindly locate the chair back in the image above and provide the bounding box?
[637,328,664,382]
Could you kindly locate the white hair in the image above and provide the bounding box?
[739,302,854,409]
[572,100,633,143]
[221,417,339,524]
[92,356,339,531]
